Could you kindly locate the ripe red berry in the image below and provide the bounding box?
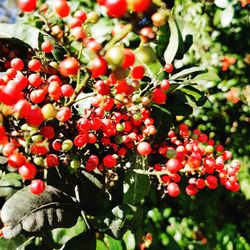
[18,0,36,12]
[160,79,170,91]
[53,0,71,18]
[166,158,182,173]
[8,153,26,168]
[103,155,117,168]
[152,88,167,104]
[122,49,135,68]
[28,59,41,71]
[167,182,180,197]
[30,179,45,195]
[132,0,151,13]
[59,57,80,77]
[41,41,53,53]
[18,162,37,180]
[89,57,107,78]
[105,0,127,18]
[186,184,198,196]
[130,65,145,79]
[45,154,59,167]
[11,58,24,71]
[74,10,87,22]
[164,63,174,73]
[137,142,151,156]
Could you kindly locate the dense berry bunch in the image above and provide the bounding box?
[0,0,240,199]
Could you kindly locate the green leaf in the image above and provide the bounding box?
[123,230,136,250]
[178,86,206,106]
[170,66,207,80]
[79,171,110,216]
[151,104,172,143]
[123,155,150,205]
[104,204,143,239]
[61,230,96,250]
[0,23,40,49]
[220,5,234,27]
[192,71,221,83]
[105,235,123,250]
[52,217,87,246]
[1,185,79,239]
[0,173,22,199]
[0,234,31,250]
[164,17,181,64]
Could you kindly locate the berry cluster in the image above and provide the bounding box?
[0,0,241,200]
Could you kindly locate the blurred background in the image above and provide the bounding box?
[0,0,249,249]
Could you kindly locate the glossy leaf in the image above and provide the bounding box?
[170,66,207,80]
[0,173,22,199]
[1,185,79,239]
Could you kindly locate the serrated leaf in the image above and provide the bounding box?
[1,185,79,239]
[0,173,22,198]
[164,17,180,64]
[123,155,150,205]
[52,217,87,246]
[60,230,96,250]
[170,66,207,80]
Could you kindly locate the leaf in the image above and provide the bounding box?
[73,92,94,116]
[105,235,123,250]
[151,104,172,144]
[164,17,181,64]
[1,185,79,239]
[0,173,23,199]
[192,71,221,83]
[52,217,87,246]
[215,0,229,8]
[0,234,30,250]
[0,23,40,49]
[104,204,143,239]
[220,5,234,27]
[79,171,110,216]
[60,230,96,250]
[123,155,150,205]
[123,230,136,250]
[170,66,207,80]
[178,86,206,106]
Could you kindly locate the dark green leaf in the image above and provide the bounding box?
[1,185,79,239]
[123,155,150,205]
[178,86,206,106]
[170,66,207,80]
[104,204,142,239]
[0,23,40,49]
[151,104,172,144]
[61,230,96,250]
[79,171,110,216]
[52,217,87,246]
[0,173,22,199]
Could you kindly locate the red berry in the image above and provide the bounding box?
[132,0,151,13]
[137,142,151,156]
[152,88,167,104]
[18,162,37,180]
[59,57,80,77]
[53,0,70,18]
[122,49,135,68]
[166,158,182,173]
[18,0,36,12]
[74,10,87,22]
[164,63,174,73]
[103,154,117,168]
[8,153,26,168]
[41,41,53,53]
[186,184,198,196]
[89,57,107,78]
[28,59,41,71]
[160,79,170,91]
[56,107,72,122]
[105,0,127,18]
[45,154,59,167]
[30,179,45,195]
[167,182,180,197]
[130,65,145,79]
[11,58,24,71]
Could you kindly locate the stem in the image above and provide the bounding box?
[65,73,90,107]
[103,24,133,52]
[133,169,171,176]
[17,236,35,250]
[74,185,90,230]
